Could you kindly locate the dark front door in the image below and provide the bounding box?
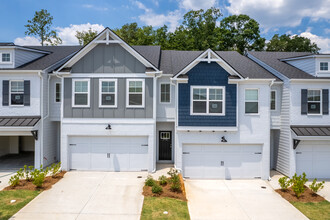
[159,131,172,161]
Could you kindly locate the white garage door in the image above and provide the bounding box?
[296,140,330,179]
[69,136,148,171]
[182,144,262,179]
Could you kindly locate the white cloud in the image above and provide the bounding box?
[134,1,182,32]
[14,23,105,46]
[55,23,105,45]
[82,4,108,11]
[299,31,330,53]
[179,0,217,10]
[14,36,40,46]
[226,0,330,31]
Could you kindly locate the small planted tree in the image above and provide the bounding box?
[145,175,155,187]
[291,173,308,198]
[278,176,291,191]
[309,179,325,194]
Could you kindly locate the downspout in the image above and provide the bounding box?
[268,79,275,181]
[37,71,43,168]
[152,71,163,173]
[43,75,51,120]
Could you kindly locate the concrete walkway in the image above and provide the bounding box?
[185,179,308,220]
[11,171,148,220]
[0,171,16,190]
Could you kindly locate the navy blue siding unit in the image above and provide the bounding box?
[178,62,237,127]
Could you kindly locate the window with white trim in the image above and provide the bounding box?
[2,53,11,63]
[320,62,329,71]
[270,90,276,110]
[99,79,117,107]
[245,89,259,114]
[127,79,144,108]
[307,89,321,114]
[191,86,225,115]
[160,83,170,103]
[10,80,24,106]
[55,83,61,103]
[73,79,89,107]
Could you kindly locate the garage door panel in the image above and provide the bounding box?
[296,141,330,179]
[183,144,262,179]
[69,136,148,171]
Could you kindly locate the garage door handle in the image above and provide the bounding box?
[107,153,110,158]
[254,152,262,154]
[296,152,302,154]
[69,144,76,146]
[141,144,148,146]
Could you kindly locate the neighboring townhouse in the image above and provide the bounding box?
[0,43,81,169]
[2,27,328,181]
[54,28,279,180]
[247,51,330,179]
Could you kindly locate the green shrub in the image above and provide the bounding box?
[291,173,308,198]
[50,162,61,177]
[9,175,20,187]
[33,172,46,188]
[309,178,325,193]
[158,175,168,186]
[278,176,291,191]
[145,175,155,187]
[151,183,163,194]
[167,168,179,178]
[23,165,34,181]
[170,182,181,192]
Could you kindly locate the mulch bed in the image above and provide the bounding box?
[142,174,187,201]
[3,171,66,191]
[276,186,325,203]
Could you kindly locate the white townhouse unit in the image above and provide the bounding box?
[0,43,81,169]
[1,28,329,180]
[248,52,330,179]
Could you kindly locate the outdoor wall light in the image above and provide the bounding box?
[105,124,112,130]
[221,136,227,142]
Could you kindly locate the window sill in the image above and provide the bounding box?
[126,106,145,109]
[72,106,90,108]
[190,113,225,116]
[245,113,260,116]
[99,106,118,109]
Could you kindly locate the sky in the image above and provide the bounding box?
[0,0,329,52]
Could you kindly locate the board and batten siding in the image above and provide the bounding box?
[286,58,316,76]
[71,44,146,73]
[63,78,153,118]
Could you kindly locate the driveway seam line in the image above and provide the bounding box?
[75,173,107,220]
[223,180,252,220]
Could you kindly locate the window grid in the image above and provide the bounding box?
[307,89,321,115]
[270,90,276,110]
[245,89,259,114]
[320,62,329,71]
[191,87,225,115]
[55,83,61,103]
[127,79,144,108]
[160,83,171,103]
[10,80,24,106]
[2,53,11,62]
[73,79,89,107]
[99,80,117,107]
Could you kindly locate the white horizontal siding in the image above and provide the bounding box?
[286,58,315,76]
[15,49,44,68]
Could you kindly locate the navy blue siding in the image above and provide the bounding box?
[178,62,237,127]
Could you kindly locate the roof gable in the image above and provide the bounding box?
[56,28,159,73]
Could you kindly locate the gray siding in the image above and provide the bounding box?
[15,48,44,68]
[63,78,153,118]
[286,58,316,76]
[71,44,146,73]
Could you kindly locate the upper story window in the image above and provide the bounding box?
[270,90,276,111]
[126,79,144,108]
[72,79,90,107]
[2,53,11,63]
[99,79,117,108]
[55,83,61,103]
[191,86,225,115]
[320,62,329,71]
[10,80,24,106]
[307,89,321,114]
[160,83,170,103]
[245,89,259,114]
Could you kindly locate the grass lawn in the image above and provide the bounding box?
[291,201,330,220]
[141,197,190,220]
[0,190,40,220]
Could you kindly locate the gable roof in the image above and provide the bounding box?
[56,28,159,72]
[248,51,316,79]
[0,46,81,71]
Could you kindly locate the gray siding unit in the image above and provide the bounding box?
[15,48,44,68]
[71,44,146,73]
[63,78,153,118]
[286,58,316,76]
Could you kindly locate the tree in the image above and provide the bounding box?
[76,28,98,46]
[266,34,320,53]
[114,23,140,45]
[181,7,222,50]
[25,9,62,46]
[219,14,265,53]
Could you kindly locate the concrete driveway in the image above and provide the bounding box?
[0,171,16,190]
[12,171,148,220]
[185,179,308,220]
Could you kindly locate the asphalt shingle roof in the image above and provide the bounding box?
[132,45,161,69]
[248,51,316,79]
